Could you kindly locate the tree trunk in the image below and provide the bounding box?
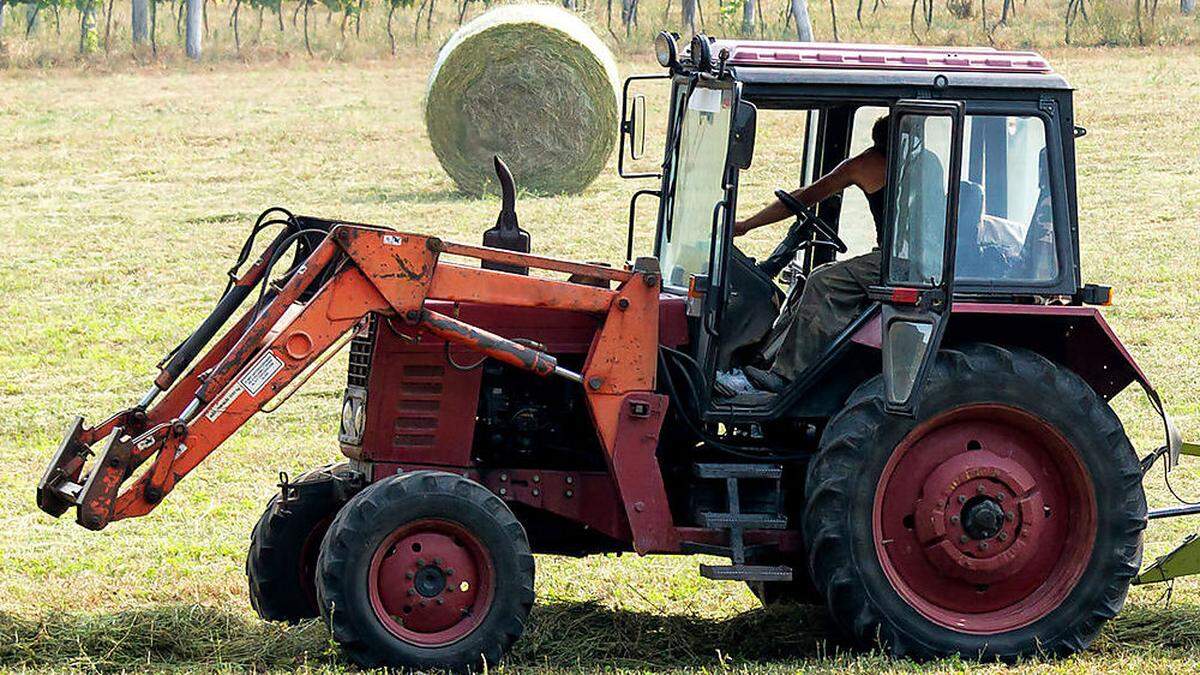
[741,0,753,33]
[791,0,813,40]
[186,0,202,58]
[202,0,208,36]
[621,0,636,36]
[25,4,39,37]
[0,0,7,47]
[681,0,696,32]
[355,0,361,35]
[53,4,60,33]
[80,1,97,53]
[233,0,240,51]
[176,0,183,37]
[276,5,283,30]
[1183,0,1195,14]
[150,0,157,54]
[133,0,149,43]
[303,0,312,55]
[104,0,114,52]
[386,1,395,54]
[828,0,839,40]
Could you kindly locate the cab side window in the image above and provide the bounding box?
[955,115,1058,283]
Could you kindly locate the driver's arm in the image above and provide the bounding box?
[734,157,861,236]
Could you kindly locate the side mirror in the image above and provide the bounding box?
[619,74,669,179]
[626,94,647,160]
[729,100,757,170]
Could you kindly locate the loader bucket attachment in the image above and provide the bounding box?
[36,416,88,517]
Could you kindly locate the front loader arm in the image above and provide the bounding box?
[39,222,664,534]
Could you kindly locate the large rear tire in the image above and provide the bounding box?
[316,470,535,672]
[246,463,352,623]
[803,344,1145,660]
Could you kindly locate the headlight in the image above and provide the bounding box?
[690,34,713,72]
[655,31,677,69]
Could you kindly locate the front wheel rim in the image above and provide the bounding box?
[368,518,496,646]
[873,404,1098,634]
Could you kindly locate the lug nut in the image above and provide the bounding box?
[565,476,574,484]
[532,475,541,483]
[445,568,454,576]
[959,535,969,543]
[950,515,960,524]
[1005,511,1015,521]
[977,484,986,494]
[979,541,989,550]
[532,488,540,497]
[407,589,417,596]
[434,558,443,566]
[416,558,425,567]
[998,532,1008,541]
[996,493,1005,501]
[405,571,414,580]
[437,598,445,605]
[958,495,967,504]
[565,490,574,498]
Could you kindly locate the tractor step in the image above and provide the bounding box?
[699,563,793,582]
[700,512,787,529]
[686,462,787,583]
[693,463,783,480]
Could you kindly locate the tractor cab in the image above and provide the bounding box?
[621,34,1090,417]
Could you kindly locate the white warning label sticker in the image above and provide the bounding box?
[240,350,285,396]
[205,383,245,421]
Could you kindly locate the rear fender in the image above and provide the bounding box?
[851,302,1182,466]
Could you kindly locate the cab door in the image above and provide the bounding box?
[873,101,965,415]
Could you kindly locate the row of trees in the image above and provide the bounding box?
[0,0,1195,59]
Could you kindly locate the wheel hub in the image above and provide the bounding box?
[874,405,1097,633]
[369,520,494,646]
[961,496,1004,540]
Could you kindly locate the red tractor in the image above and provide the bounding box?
[38,36,1194,670]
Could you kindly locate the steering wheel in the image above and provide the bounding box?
[755,189,848,279]
[773,190,848,254]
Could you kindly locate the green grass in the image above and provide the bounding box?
[1,49,1200,672]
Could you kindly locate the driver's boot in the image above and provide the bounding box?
[745,366,789,393]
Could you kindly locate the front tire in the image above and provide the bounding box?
[803,344,1145,660]
[246,463,351,623]
[316,470,535,672]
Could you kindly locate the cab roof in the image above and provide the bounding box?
[692,39,1071,91]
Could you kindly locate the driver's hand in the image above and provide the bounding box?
[733,220,752,237]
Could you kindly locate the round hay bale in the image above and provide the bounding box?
[425,4,620,196]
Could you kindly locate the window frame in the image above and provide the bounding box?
[951,100,1075,296]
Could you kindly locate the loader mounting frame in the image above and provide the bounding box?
[37,221,677,552]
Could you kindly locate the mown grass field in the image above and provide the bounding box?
[1,49,1199,672]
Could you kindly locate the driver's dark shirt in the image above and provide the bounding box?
[865,187,887,247]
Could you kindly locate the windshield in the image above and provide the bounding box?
[659,85,734,289]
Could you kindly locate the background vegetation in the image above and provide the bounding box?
[1,45,1199,671]
[0,0,1197,68]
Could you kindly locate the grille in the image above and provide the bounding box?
[347,314,377,388]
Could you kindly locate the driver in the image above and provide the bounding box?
[733,114,890,392]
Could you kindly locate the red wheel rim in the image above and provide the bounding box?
[369,519,495,646]
[873,404,1097,634]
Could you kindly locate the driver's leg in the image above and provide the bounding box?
[771,250,881,382]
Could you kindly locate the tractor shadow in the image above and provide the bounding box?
[0,600,836,671]
[512,600,844,669]
[2,599,1194,670]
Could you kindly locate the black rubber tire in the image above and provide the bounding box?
[246,463,349,623]
[315,470,535,672]
[803,343,1146,661]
